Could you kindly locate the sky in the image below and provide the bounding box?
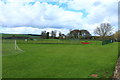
[0,0,119,36]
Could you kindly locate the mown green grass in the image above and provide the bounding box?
[2,39,118,78]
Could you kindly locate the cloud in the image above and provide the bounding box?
[0,0,83,29]
[66,0,118,24]
[1,27,70,36]
[67,0,97,10]
[1,27,41,34]
[86,0,118,25]
[0,0,118,35]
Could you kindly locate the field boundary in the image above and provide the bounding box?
[113,57,120,79]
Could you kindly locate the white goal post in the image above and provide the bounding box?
[14,40,23,51]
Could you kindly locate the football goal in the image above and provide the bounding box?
[2,39,23,56]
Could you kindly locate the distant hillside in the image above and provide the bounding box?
[2,34,42,39]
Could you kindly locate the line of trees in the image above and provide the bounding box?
[113,30,120,42]
[40,23,120,41]
[41,30,65,39]
[40,29,92,39]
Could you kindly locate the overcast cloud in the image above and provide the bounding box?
[0,0,118,35]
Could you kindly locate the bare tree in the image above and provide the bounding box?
[41,31,47,39]
[51,30,56,38]
[94,23,113,38]
[59,31,62,39]
[46,32,49,39]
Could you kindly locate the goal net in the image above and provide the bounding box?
[2,39,23,56]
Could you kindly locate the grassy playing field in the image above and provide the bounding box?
[2,39,118,78]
